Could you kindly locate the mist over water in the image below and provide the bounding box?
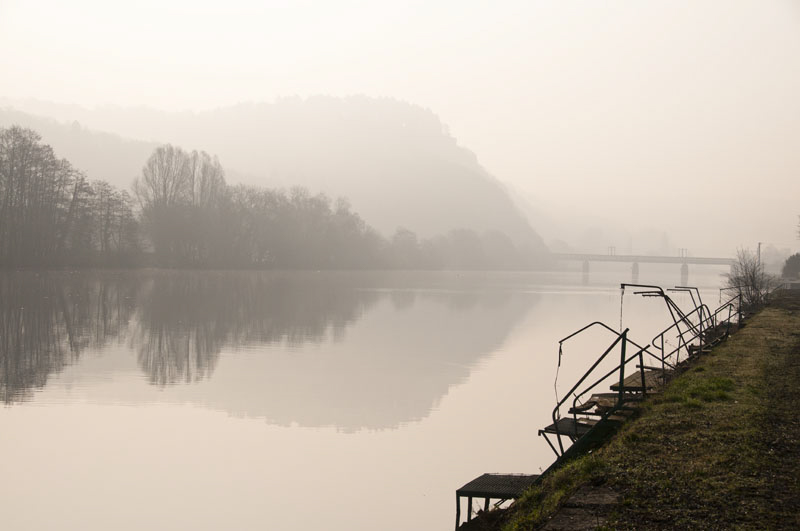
[1,2,798,529]
[0,268,727,530]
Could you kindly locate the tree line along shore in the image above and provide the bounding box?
[0,125,547,270]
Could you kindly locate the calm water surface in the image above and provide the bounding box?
[0,267,727,530]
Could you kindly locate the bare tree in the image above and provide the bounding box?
[724,248,780,310]
[89,180,138,260]
[0,126,139,266]
[132,144,191,210]
[133,144,232,265]
[187,150,226,207]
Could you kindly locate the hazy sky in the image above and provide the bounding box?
[2,0,799,254]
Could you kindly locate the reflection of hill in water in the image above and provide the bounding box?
[132,271,538,430]
[190,289,537,431]
[1,271,538,430]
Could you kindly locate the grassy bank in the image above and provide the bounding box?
[466,291,800,530]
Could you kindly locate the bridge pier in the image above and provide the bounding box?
[631,262,639,283]
[681,262,689,285]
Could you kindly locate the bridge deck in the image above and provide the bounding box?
[552,253,733,266]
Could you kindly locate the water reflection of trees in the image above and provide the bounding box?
[2,270,541,430]
[176,284,538,431]
[1,270,385,398]
[133,272,382,385]
[0,272,137,403]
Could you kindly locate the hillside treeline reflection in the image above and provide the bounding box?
[1,272,538,429]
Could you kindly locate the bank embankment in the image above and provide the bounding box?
[463,290,800,530]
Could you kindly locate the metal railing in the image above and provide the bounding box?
[543,322,661,457]
[544,286,742,458]
[649,294,740,370]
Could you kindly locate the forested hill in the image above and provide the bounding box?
[0,108,157,189]
[0,97,545,251]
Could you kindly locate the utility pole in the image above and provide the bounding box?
[758,242,762,268]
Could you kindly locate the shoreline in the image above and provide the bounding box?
[461,290,800,530]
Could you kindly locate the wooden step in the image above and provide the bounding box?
[568,395,642,416]
[688,344,712,355]
[569,406,639,418]
[590,392,646,402]
[569,400,599,413]
[540,417,597,437]
[609,369,669,393]
[457,473,540,500]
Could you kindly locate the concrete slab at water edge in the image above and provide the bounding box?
[540,486,619,530]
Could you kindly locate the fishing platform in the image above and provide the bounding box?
[454,283,745,528]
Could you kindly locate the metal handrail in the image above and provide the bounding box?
[650,304,707,366]
[622,283,699,346]
[652,298,738,367]
[705,301,736,342]
[543,286,742,461]
[717,292,743,324]
[696,298,738,341]
[548,323,660,455]
[550,328,625,455]
[556,322,662,392]
[669,286,711,330]
[568,344,656,431]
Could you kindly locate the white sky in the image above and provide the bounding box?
[2,0,799,255]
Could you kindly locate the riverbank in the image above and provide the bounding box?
[463,290,800,530]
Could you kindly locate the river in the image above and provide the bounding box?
[0,266,728,530]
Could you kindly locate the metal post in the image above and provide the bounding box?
[639,349,647,397]
[618,330,627,404]
[455,494,461,530]
[738,291,743,324]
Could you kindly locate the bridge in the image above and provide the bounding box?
[552,253,734,266]
[552,252,734,282]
